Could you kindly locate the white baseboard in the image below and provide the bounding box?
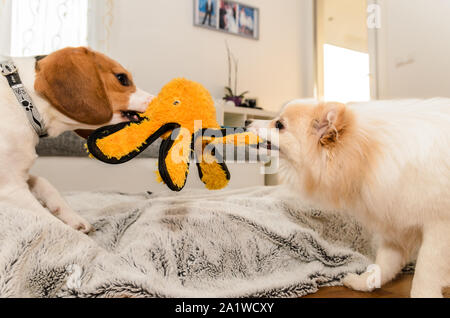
[31,157,265,193]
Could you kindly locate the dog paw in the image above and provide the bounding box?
[73,221,94,234]
[64,215,94,234]
[342,273,375,292]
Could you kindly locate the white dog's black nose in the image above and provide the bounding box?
[244,119,253,127]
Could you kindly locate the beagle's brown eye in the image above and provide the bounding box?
[173,100,180,106]
[275,120,285,130]
[115,73,130,87]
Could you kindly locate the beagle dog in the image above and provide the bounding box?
[0,47,154,233]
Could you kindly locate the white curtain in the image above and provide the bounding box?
[10,0,88,56]
[0,0,13,56]
[0,0,112,57]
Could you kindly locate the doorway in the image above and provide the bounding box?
[315,0,377,102]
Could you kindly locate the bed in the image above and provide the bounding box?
[0,186,375,297]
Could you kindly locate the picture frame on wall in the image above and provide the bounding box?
[194,0,259,40]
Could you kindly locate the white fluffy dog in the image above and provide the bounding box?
[249,98,450,298]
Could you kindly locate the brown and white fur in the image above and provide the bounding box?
[248,98,450,297]
[0,47,154,233]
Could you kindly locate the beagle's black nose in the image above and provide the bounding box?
[244,119,253,127]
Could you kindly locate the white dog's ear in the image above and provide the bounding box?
[313,103,348,147]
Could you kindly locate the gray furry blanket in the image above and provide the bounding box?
[0,186,375,298]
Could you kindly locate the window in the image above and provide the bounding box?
[323,44,370,103]
[1,0,89,57]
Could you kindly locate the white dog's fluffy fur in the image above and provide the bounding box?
[249,98,450,297]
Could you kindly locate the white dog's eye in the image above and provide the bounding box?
[275,120,285,130]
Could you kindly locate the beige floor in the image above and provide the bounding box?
[303,274,450,298]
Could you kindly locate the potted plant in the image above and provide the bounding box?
[223,42,248,106]
[224,87,248,107]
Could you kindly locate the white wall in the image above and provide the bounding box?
[105,0,311,112]
[377,0,450,99]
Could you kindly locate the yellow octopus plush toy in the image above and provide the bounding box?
[87,78,261,191]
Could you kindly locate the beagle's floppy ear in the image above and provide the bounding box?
[35,47,113,125]
[313,103,349,147]
[74,129,94,139]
